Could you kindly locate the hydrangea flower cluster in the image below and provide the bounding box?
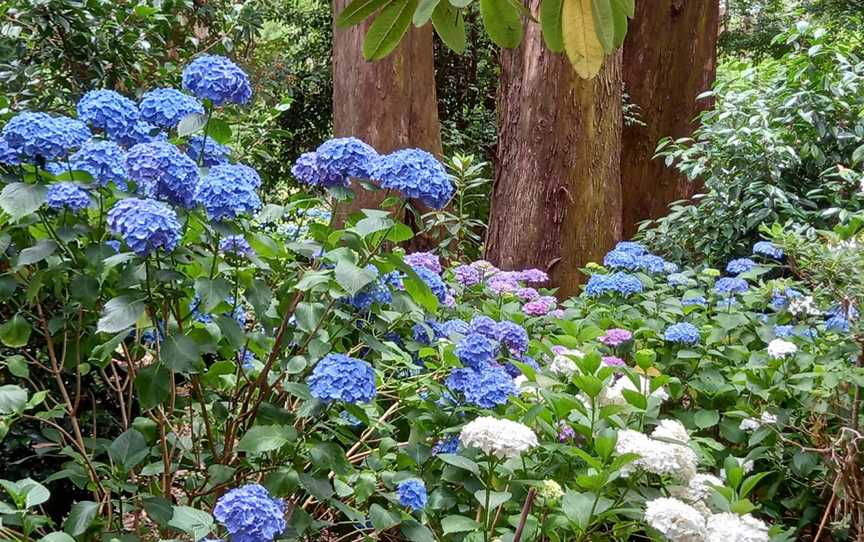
[307,354,376,403]
[603,249,639,270]
[584,272,644,297]
[115,120,166,148]
[370,148,454,209]
[616,421,697,481]
[451,264,482,286]
[182,55,252,105]
[186,135,231,166]
[412,265,447,302]
[496,321,528,354]
[454,332,498,368]
[469,315,498,339]
[637,254,670,274]
[459,416,538,459]
[752,240,783,259]
[397,479,428,511]
[682,296,708,306]
[70,140,127,187]
[766,338,797,358]
[195,166,261,220]
[344,266,394,310]
[726,257,756,275]
[523,295,557,316]
[46,183,90,212]
[599,328,632,347]
[126,142,200,208]
[106,198,181,256]
[664,322,700,345]
[219,235,254,258]
[714,277,748,295]
[138,88,204,128]
[2,112,91,161]
[213,484,286,542]
[404,251,442,274]
[76,90,140,140]
[461,365,518,408]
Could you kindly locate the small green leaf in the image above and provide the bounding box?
[162,334,203,374]
[401,520,436,542]
[694,409,720,429]
[335,260,378,296]
[474,490,511,509]
[194,277,231,312]
[0,314,31,347]
[177,113,208,137]
[0,385,28,415]
[108,429,149,470]
[16,239,58,267]
[5,355,29,378]
[437,453,479,475]
[207,119,232,145]
[237,425,297,454]
[561,490,594,528]
[97,296,145,334]
[363,0,419,60]
[64,501,99,536]
[168,506,214,541]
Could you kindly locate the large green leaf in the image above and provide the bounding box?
[413,0,440,26]
[363,0,419,61]
[369,503,401,530]
[0,313,31,347]
[609,0,629,46]
[562,0,604,77]
[108,429,149,470]
[40,533,76,542]
[16,239,58,267]
[162,334,203,374]
[194,277,231,312]
[337,0,389,26]
[335,259,378,296]
[479,0,523,48]
[237,425,297,454]
[590,0,614,52]
[135,363,171,410]
[441,515,480,534]
[64,501,99,536]
[168,506,214,541]
[0,385,28,415]
[97,296,145,334]
[431,1,466,53]
[540,0,564,52]
[0,183,46,222]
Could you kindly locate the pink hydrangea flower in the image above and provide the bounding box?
[519,268,549,284]
[599,328,633,347]
[602,355,626,368]
[523,295,557,316]
[516,287,540,301]
[404,251,442,274]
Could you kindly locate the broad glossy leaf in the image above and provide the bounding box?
[363,0,419,60]
[97,296,145,334]
[0,183,45,222]
[479,0,523,48]
[540,0,564,52]
[590,0,614,52]
[432,3,467,54]
[337,0,390,26]
[562,0,604,78]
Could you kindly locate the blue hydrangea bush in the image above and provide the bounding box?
[0,57,860,542]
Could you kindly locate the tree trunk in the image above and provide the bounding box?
[485,11,623,299]
[331,2,442,233]
[620,0,719,237]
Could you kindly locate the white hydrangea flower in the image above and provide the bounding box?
[539,480,564,502]
[514,376,541,399]
[616,428,698,482]
[459,416,538,459]
[549,348,582,377]
[767,338,797,358]
[760,411,778,425]
[652,419,690,444]
[644,497,707,542]
[705,513,769,542]
[596,374,669,408]
[788,295,821,316]
[674,473,724,507]
[739,418,761,431]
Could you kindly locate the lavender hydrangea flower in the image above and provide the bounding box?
[369,148,454,209]
[452,264,482,287]
[46,183,90,212]
[753,241,783,259]
[487,274,520,295]
[599,328,632,347]
[455,332,499,369]
[664,322,700,345]
[602,356,626,367]
[397,479,428,511]
[523,296,557,316]
[76,90,140,140]
[726,258,756,275]
[516,287,540,301]
[126,142,200,208]
[558,424,576,442]
[195,166,261,221]
[307,353,376,403]
[496,321,529,354]
[519,268,549,283]
[138,88,204,129]
[70,140,127,187]
[213,484,286,542]
[186,135,231,166]
[219,235,254,258]
[106,198,181,256]
[584,273,643,297]
[2,112,91,161]
[182,55,252,105]
[404,251,442,274]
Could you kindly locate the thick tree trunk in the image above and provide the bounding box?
[620,0,719,237]
[331,2,442,232]
[485,10,623,298]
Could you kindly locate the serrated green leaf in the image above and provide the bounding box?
[0,183,46,222]
[64,501,99,536]
[237,425,297,454]
[97,296,145,334]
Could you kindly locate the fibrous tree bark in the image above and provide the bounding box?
[485,5,623,298]
[620,0,720,237]
[331,0,442,228]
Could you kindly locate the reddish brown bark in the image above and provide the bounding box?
[331,2,442,230]
[485,9,623,298]
[620,0,719,237]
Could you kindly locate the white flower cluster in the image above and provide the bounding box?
[459,416,538,459]
[669,474,724,516]
[616,420,698,481]
[595,374,669,408]
[644,498,769,542]
[549,347,583,377]
[766,338,797,359]
[739,411,778,431]
[788,295,821,316]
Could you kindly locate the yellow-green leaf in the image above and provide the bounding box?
[362,0,419,60]
[591,0,614,52]
[479,0,523,48]
[431,1,466,53]
[540,0,564,52]
[562,0,604,78]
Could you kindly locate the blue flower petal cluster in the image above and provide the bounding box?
[220,235,254,258]
[186,135,231,166]
[504,354,539,377]
[584,272,643,297]
[182,55,252,105]
[726,258,756,275]
[412,320,445,345]
[454,332,499,369]
[753,241,783,259]
[106,198,181,256]
[446,368,476,394]
[307,353,377,403]
[432,436,459,455]
[44,162,68,175]
[70,140,127,187]
[2,112,91,161]
[126,142,200,207]
[774,325,794,338]
[0,138,21,165]
[213,163,262,188]
[442,319,470,337]
[770,287,801,309]
[139,88,204,128]
[46,183,90,212]
[664,322,700,345]
[636,254,668,274]
[314,137,379,186]
[344,265,393,310]
[496,321,528,354]
[370,148,454,209]
[667,273,691,287]
[603,250,638,270]
[397,479,428,511]
[114,121,166,148]
[714,277,748,295]
[412,265,447,302]
[106,240,121,252]
[681,296,707,306]
[612,241,647,255]
[463,364,517,408]
[76,90,139,140]
[469,315,498,339]
[195,166,261,221]
[291,152,327,186]
[825,305,857,333]
[213,484,286,542]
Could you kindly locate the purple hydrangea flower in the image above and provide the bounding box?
[523,296,557,316]
[496,321,529,354]
[0,137,21,165]
[452,264,481,287]
[515,287,540,301]
[602,355,626,367]
[599,328,632,347]
[314,137,379,187]
[404,251,442,274]
[518,268,549,283]
[469,315,498,339]
[291,151,325,186]
[487,274,520,295]
[463,364,517,408]
[558,424,576,442]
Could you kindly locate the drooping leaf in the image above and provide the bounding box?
[562,0,604,78]
[0,385,28,415]
[108,429,149,470]
[337,0,390,27]
[540,0,565,52]
[0,183,46,222]
[363,0,419,61]
[431,3,467,54]
[162,334,203,374]
[97,296,145,334]
[609,0,629,46]
[479,0,523,48]
[413,0,441,25]
[335,259,378,296]
[590,0,615,52]
[0,314,31,347]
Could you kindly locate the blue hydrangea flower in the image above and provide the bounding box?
[603,250,638,270]
[76,90,140,140]
[291,151,326,186]
[138,88,204,129]
[455,332,498,369]
[220,235,254,258]
[397,479,427,511]
[44,162,67,176]
[70,140,127,187]
[584,272,643,297]
[344,265,393,310]
[770,287,802,309]
[312,137,379,187]
[213,484,286,542]
[463,364,517,408]
[195,167,261,221]
[726,258,756,275]
[496,321,528,354]
[681,296,707,306]
[469,315,498,340]
[432,436,459,455]
[446,368,476,394]
[240,349,257,370]
[126,142,199,207]
[114,120,166,148]
[825,305,857,333]
[664,322,700,345]
[667,273,691,287]
[46,183,90,212]
[636,254,668,274]
[714,277,749,295]
[718,297,739,309]
[211,162,262,189]
[2,112,91,161]
[753,241,783,259]
[774,325,794,338]
[442,319,470,337]
[106,240,121,252]
[0,138,21,165]
[369,148,454,209]
[307,353,376,403]
[186,135,231,166]
[106,198,181,256]
[182,55,252,105]
[612,241,647,255]
[412,265,447,302]
[664,261,680,274]
[412,320,445,345]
